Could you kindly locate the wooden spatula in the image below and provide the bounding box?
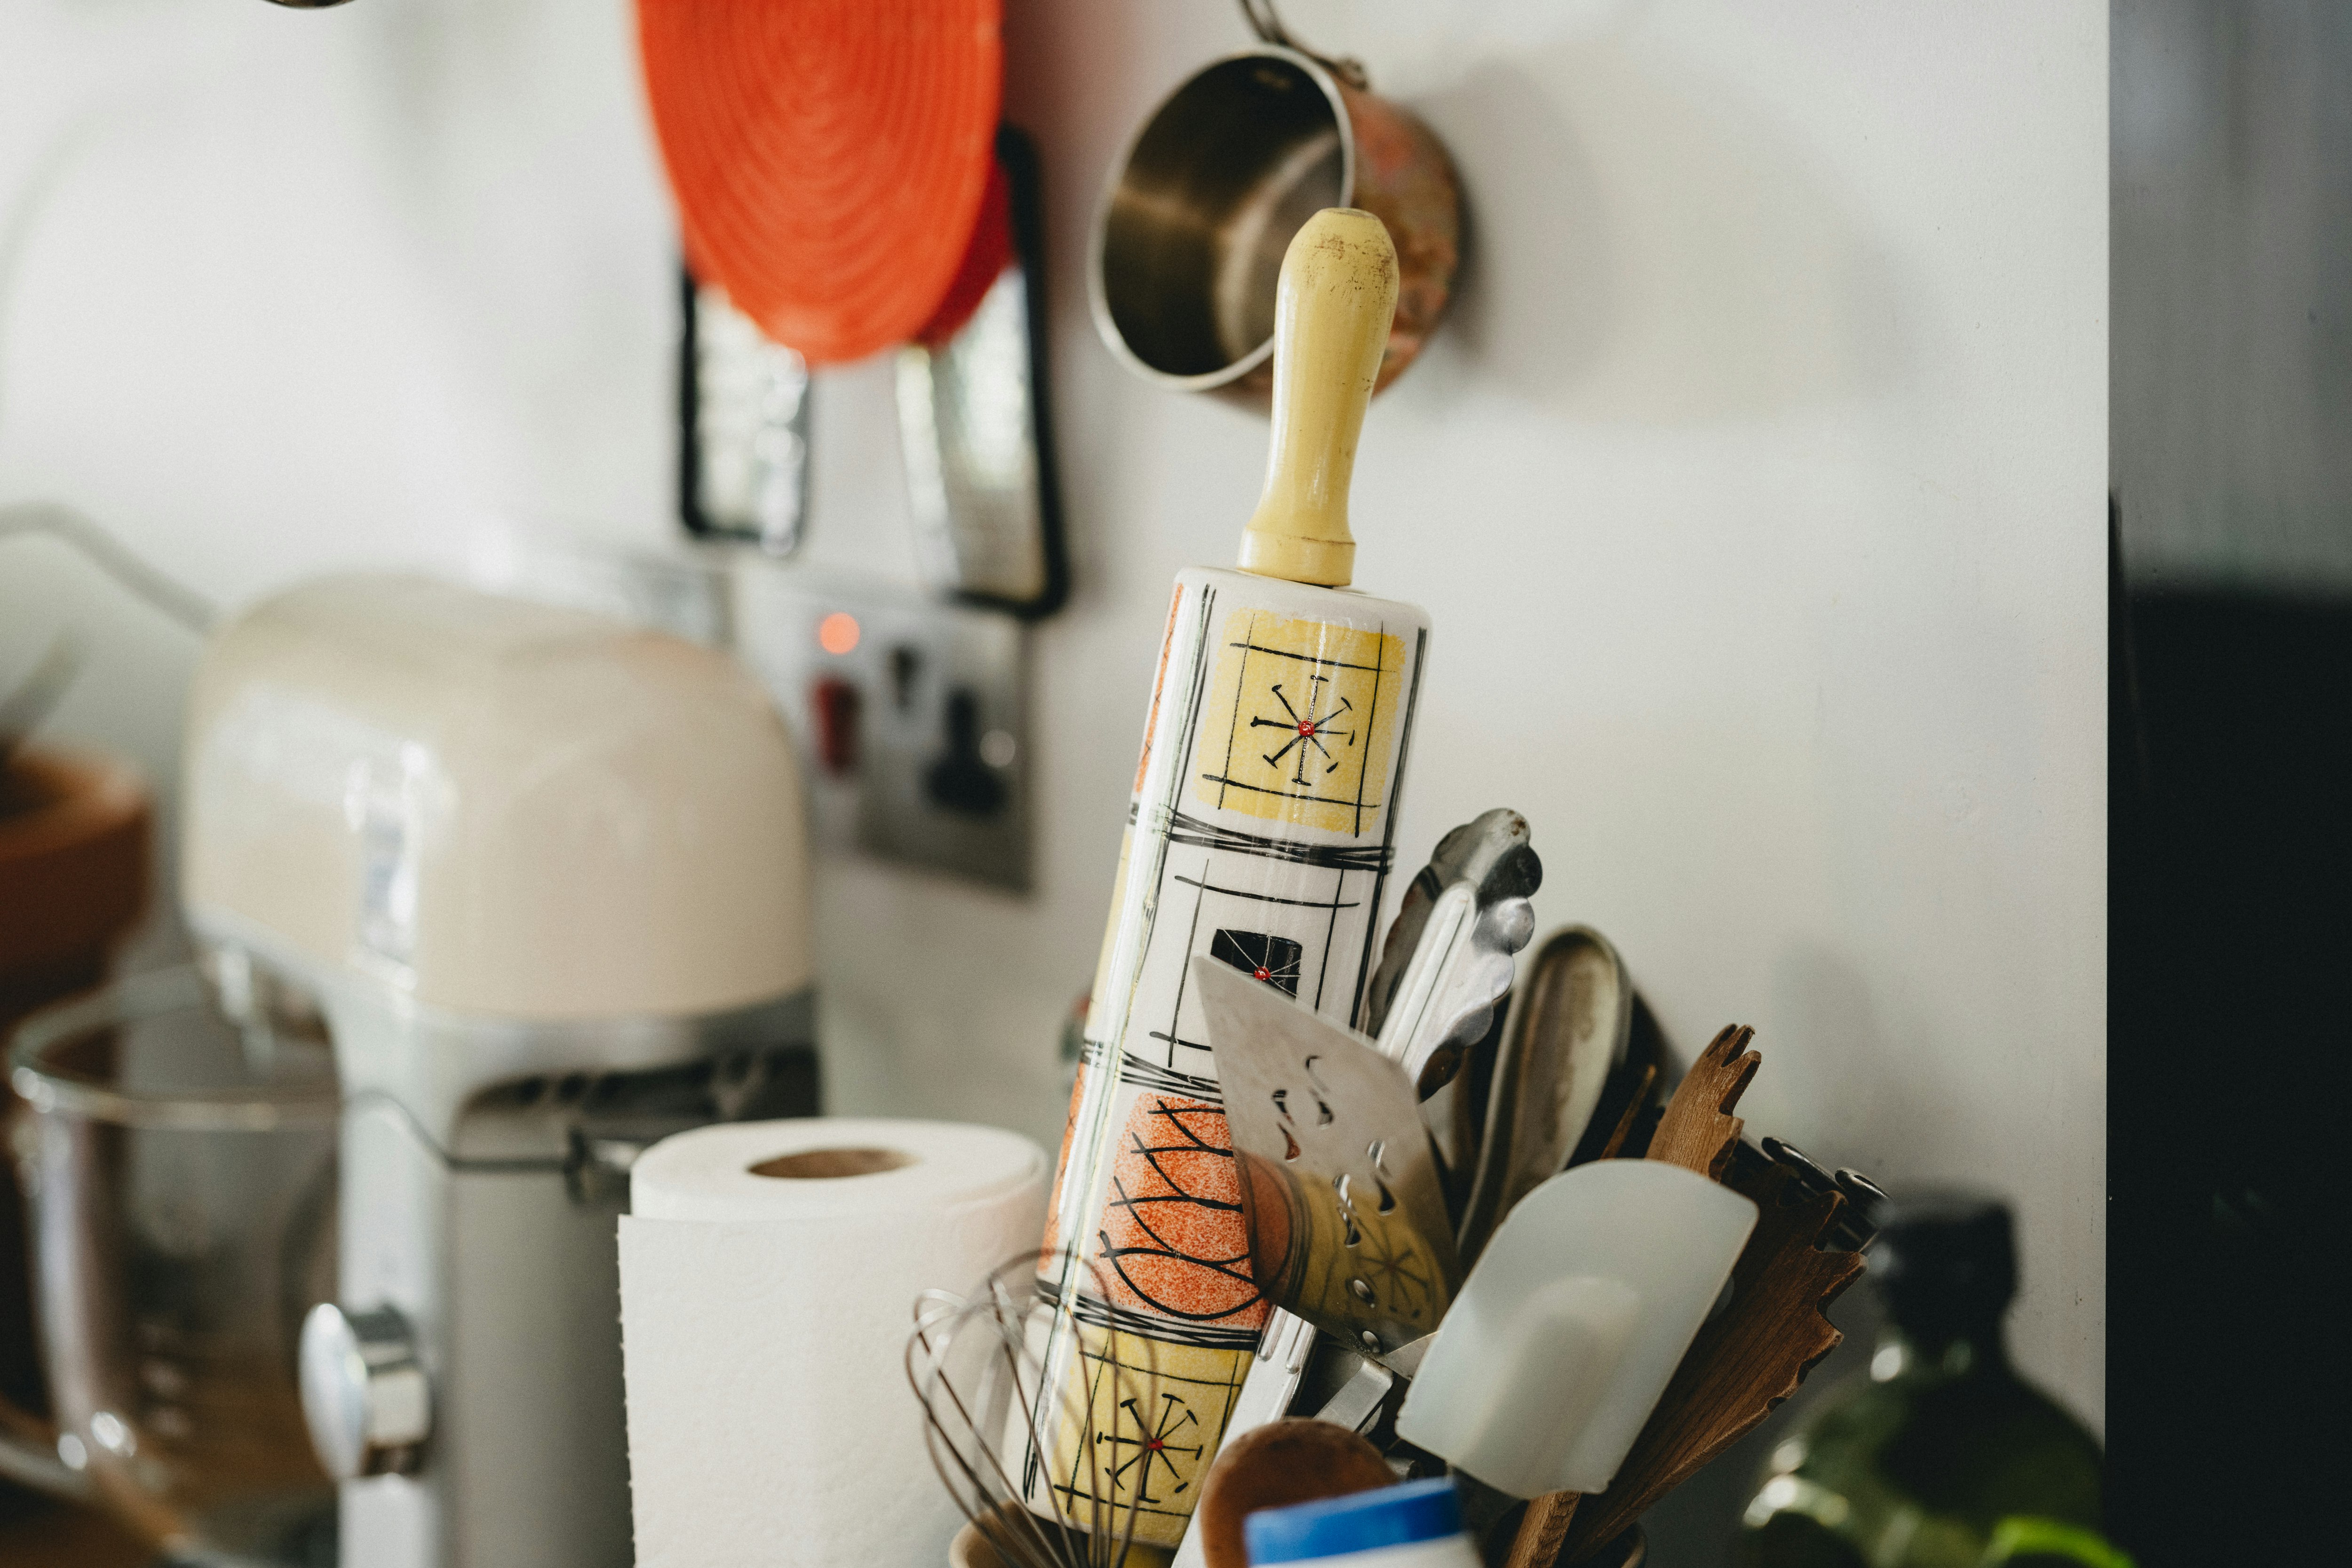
[1557,1034,1865,1562]
[1559,1160,1862,1558]
[1643,1023,1759,1179]
[1508,1025,1870,1565]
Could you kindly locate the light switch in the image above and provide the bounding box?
[735,568,1027,891]
[924,687,1008,819]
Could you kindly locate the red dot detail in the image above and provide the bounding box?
[1297,721,1314,736]
[1254,968,1271,981]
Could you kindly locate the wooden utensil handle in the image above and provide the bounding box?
[1503,1490,1580,1568]
[1240,208,1398,588]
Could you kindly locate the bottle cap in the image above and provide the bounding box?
[1871,1190,2017,1326]
[1245,1477,1462,1564]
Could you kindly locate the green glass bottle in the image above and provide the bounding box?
[1736,1194,2123,1568]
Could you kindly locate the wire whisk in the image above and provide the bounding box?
[908,1253,1159,1568]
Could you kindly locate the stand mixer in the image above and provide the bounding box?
[179,575,818,1568]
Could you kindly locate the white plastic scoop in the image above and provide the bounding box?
[1394,1159,1756,1499]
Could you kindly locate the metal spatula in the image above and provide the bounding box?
[1192,955,1462,1359]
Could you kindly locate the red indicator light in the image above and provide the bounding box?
[818,612,861,656]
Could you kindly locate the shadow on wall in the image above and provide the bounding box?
[1765,945,1935,1181]
[1414,40,1904,422]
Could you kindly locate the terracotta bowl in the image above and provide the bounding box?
[0,746,148,1014]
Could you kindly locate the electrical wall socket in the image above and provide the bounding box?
[734,566,1028,891]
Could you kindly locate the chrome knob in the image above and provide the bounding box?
[299,1303,430,1479]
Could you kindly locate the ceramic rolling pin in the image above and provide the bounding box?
[1027,209,1429,1553]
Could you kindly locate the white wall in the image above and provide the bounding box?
[0,0,2106,1476]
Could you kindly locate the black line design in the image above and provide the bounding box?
[1147,868,1214,1072]
[1040,1274,1266,1351]
[1192,772,1368,811]
[1356,1221,1435,1320]
[1045,589,1221,1324]
[1120,1055,1221,1099]
[1150,852,1352,1070]
[1208,929,1303,997]
[1097,1098,1261,1324]
[1144,1031,1212,1062]
[1250,677,1358,783]
[1225,638,1387,674]
[1201,621,1395,833]
[1214,605,1248,811]
[1349,626,1385,836]
[1172,875,1361,913]
[1318,865,1345,1012]
[1351,624,1426,1025]
[1164,812,1392,872]
[1094,1393,1203,1505]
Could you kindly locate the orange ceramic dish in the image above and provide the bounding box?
[636,0,1002,366]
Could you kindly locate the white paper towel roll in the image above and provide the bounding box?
[620,1117,1047,1568]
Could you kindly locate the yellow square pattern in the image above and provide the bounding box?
[1039,1326,1251,1549]
[1193,609,1407,838]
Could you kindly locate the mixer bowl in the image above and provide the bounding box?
[5,965,338,1565]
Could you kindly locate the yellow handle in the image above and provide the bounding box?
[1237,208,1398,588]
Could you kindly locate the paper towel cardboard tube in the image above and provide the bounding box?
[749,1146,918,1178]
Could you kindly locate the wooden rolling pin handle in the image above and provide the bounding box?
[1239,207,1399,588]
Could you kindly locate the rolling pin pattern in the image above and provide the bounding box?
[1027,567,1427,1546]
[1028,207,1417,1550]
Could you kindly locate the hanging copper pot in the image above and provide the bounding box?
[1090,4,1461,406]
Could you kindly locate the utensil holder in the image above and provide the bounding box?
[946,1510,1645,1568]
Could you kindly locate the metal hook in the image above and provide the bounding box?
[1238,0,1371,91]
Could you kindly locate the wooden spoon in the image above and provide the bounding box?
[1193,1419,1396,1568]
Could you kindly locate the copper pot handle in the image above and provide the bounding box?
[1237,0,1370,90]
